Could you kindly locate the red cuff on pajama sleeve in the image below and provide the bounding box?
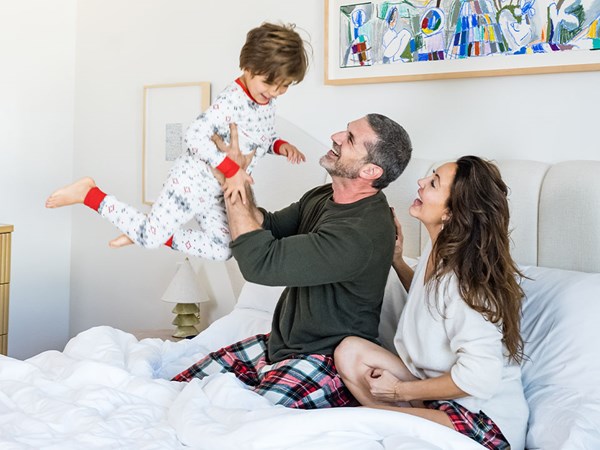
[216,156,240,178]
[273,139,288,155]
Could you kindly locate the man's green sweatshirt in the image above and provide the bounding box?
[230,184,396,362]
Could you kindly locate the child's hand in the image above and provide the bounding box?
[278,143,306,164]
[223,169,254,205]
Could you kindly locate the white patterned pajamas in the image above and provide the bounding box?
[97,156,232,260]
[85,79,287,261]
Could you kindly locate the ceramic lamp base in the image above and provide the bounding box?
[172,325,198,339]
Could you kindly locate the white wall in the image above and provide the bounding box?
[3,0,599,357]
[69,0,600,340]
[0,0,76,358]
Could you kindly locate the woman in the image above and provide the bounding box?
[334,156,528,450]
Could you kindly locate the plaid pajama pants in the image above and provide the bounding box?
[171,333,358,409]
[425,400,511,450]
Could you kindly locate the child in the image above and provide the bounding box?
[46,22,309,261]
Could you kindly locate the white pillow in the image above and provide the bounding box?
[195,308,273,352]
[379,270,407,353]
[519,265,600,450]
[524,386,600,450]
[378,257,418,354]
[234,281,285,314]
[520,265,600,392]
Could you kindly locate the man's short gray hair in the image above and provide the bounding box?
[364,113,412,190]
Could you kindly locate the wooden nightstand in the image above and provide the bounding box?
[130,328,184,342]
[0,224,13,356]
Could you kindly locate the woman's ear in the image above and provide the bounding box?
[441,210,452,223]
[360,163,383,181]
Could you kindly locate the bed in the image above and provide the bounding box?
[1,119,599,449]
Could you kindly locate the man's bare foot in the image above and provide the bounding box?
[45,177,96,208]
[109,234,134,248]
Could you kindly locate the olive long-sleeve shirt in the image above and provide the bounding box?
[230,184,396,362]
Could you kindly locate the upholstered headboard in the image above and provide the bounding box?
[388,158,600,273]
[245,118,600,276]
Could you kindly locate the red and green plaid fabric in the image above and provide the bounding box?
[425,400,511,450]
[172,333,358,409]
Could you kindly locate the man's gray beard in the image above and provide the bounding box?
[319,155,361,179]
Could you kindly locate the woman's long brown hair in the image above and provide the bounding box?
[430,156,525,363]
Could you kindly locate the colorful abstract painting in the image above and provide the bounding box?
[338,0,600,68]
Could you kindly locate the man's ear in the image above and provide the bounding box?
[360,163,383,181]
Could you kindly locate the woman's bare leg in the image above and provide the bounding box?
[45,177,96,208]
[371,404,454,429]
[109,234,134,248]
[334,337,454,430]
[335,336,416,407]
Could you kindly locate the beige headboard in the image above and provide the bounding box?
[388,158,600,273]
[239,118,600,283]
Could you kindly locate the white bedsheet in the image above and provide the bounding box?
[0,322,484,450]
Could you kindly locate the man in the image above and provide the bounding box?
[172,114,412,409]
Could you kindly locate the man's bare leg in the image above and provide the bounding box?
[109,234,134,248]
[45,177,96,208]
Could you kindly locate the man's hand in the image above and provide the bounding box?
[223,170,253,205]
[278,143,306,164]
[211,123,256,204]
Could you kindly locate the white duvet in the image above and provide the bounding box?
[5,262,600,450]
[0,315,484,450]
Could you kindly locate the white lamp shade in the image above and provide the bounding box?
[161,258,209,304]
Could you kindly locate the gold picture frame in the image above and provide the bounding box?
[325,0,600,84]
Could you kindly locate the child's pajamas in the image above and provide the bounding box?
[85,79,288,260]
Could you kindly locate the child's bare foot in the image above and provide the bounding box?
[109,234,134,248]
[45,177,96,208]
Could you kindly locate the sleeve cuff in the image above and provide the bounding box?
[273,139,288,155]
[216,156,240,178]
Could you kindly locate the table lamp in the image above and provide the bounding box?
[161,258,209,338]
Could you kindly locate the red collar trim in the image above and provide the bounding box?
[235,77,269,105]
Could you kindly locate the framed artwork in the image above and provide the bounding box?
[325,0,600,84]
[142,82,210,204]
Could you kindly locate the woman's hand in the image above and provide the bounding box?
[390,208,414,292]
[367,368,403,403]
[391,208,405,266]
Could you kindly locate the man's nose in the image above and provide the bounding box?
[330,131,346,143]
